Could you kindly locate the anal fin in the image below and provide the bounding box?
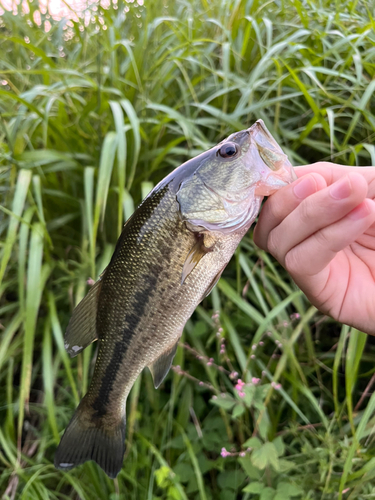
[64,278,103,357]
[149,340,179,389]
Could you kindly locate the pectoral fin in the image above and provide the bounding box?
[181,236,213,285]
[64,279,102,357]
[202,266,225,300]
[149,340,179,389]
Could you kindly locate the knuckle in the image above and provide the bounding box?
[314,228,341,253]
[253,225,266,251]
[284,250,301,275]
[264,195,284,223]
[271,196,288,221]
[298,199,314,225]
[267,230,280,256]
[313,228,331,249]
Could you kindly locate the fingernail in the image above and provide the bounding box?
[293,176,317,199]
[348,201,370,220]
[330,176,352,200]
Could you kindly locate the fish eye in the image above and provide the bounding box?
[217,142,238,159]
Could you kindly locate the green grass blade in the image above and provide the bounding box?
[18,223,48,441]
[93,131,117,240]
[0,169,31,286]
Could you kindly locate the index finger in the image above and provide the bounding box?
[296,162,375,196]
[253,173,327,251]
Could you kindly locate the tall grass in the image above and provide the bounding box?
[1,0,375,498]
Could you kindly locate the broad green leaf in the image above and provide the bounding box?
[260,487,276,500]
[251,442,279,471]
[273,436,285,457]
[211,395,236,411]
[277,482,303,497]
[232,404,245,419]
[243,437,262,450]
[239,456,261,480]
[217,470,246,490]
[243,481,263,493]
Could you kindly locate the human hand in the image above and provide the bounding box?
[253,162,375,334]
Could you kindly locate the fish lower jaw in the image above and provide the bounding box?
[254,177,289,196]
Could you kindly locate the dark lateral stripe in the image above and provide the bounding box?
[92,272,159,417]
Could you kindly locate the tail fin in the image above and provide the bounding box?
[55,398,126,479]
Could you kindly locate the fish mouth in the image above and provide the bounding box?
[247,119,297,196]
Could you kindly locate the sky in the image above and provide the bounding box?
[0,0,127,21]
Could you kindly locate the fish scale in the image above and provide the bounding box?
[55,119,296,478]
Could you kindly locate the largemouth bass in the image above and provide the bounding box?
[55,120,296,478]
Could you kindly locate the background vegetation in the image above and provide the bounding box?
[1,0,375,498]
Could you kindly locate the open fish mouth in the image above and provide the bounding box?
[248,119,297,196]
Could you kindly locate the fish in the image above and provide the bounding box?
[54,119,296,478]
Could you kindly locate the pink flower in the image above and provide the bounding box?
[252,344,257,350]
[221,447,230,458]
[235,379,246,398]
[235,379,245,389]
[271,381,282,390]
[251,377,260,385]
[239,451,246,457]
[87,277,95,286]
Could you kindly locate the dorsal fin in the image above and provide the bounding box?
[149,340,179,389]
[64,279,102,357]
